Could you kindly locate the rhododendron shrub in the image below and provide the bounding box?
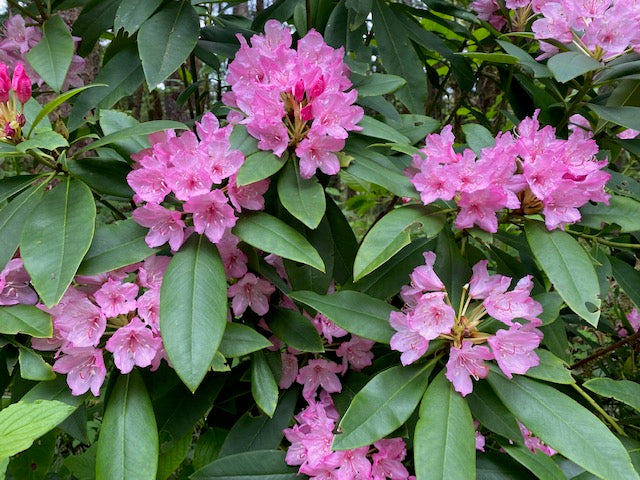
[1,2,640,480]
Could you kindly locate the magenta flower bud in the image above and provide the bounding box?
[11,62,32,104]
[300,104,313,122]
[16,114,25,127]
[4,123,15,138]
[293,78,305,102]
[0,63,10,103]
[309,75,325,99]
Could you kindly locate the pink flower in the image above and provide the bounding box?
[333,446,371,479]
[183,190,236,244]
[518,420,556,456]
[0,258,38,305]
[407,292,455,340]
[296,358,343,400]
[628,308,640,333]
[227,272,275,316]
[53,347,106,396]
[52,289,106,348]
[445,341,494,396]
[474,421,486,452]
[137,255,170,289]
[484,275,542,325]
[93,279,138,318]
[106,317,163,374]
[132,203,186,251]
[0,63,10,102]
[389,311,430,366]
[216,231,248,279]
[409,251,445,292]
[227,174,269,211]
[336,336,375,371]
[280,351,299,389]
[312,312,348,343]
[10,61,30,103]
[487,323,542,378]
[136,288,160,331]
[296,134,344,179]
[469,260,511,300]
[371,438,410,480]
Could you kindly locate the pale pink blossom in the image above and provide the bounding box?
[389,311,430,366]
[487,323,542,378]
[183,190,236,244]
[52,347,106,396]
[371,438,410,480]
[296,358,343,400]
[132,203,186,251]
[106,317,163,374]
[336,336,375,371]
[227,273,275,316]
[137,255,170,290]
[93,279,138,318]
[484,275,542,325]
[445,341,494,396]
[0,258,38,305]
[407,292,455,340]
[469,260,511,300]
[518,420,556,456]
[280,351,299,389]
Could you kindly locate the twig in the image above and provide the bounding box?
[570,329,640,370]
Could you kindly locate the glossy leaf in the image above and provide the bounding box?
[218,323,272,358]
[18,348,55,381]
[0,305,52,337]
[583,378,640,413]
[251,351,279,417]
[462,123,495,154]
[114,0,163,34]
[467,381,521,441]
[229,124,260,157]
[358,115,411,144]
[0,400,75,459]
[0,182,46,270]
[21,376,84,408]
[353,205,444,281]
[17,131,68,153]
[236,150,287,186]
[333,362,433,450]
[525,221,600,326]
[414,371,475,480]
[525,350,574,385]
[488,371,639,480]
[191,450,298,479]
[609,255,640,307]
[233,213,325,272]
[25,15,73,92]
[579,195,640,232]
[502,444,566,480]
[268,308,324,352]
[434,228,471,311]
[547,51,602,83]
[21,179,96,307]
[587,103,640,131]
[496,40,552,78]
[96,372,158,480]
[160,236,228,392]
[68,158,133,198]
[0,175,38,203]
[289,290,396,343]
[354,73,407,97]
[138,1,200,87]
[277,162,326,229]
[98,109,149,157]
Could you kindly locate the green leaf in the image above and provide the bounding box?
[502,444,567,480]
[461,123,495,154]
[96,372,158,480]
[333,362,433,450]
[371,0,427,113]
[0,400,75,459]
[114,0,163,34]
[487,371,639,480]
[233,213,325,272]
[68,158,133,198]
[218,323,273,358]
[0,175,38,203]
[251,351,279,417]
[21,178,96,307]
[99,110,149,157]
[191,450,298,479]
[457,52,519,64]
[78,219,156,276]
[75,120,187,155]
[268,308,324,352]
[536,292,564,326]
[609,255,640,307]
[8,429,56,480]
[354,73,407,97]
[277,162,326,229]
[193,429,226,471]
[414,371,475,480]
[17,131,68,153]
[229,124,260,157]
[583,378,640,413]
[22,376,84,408]
[157,432,190,480]
[525,349,574,385]
[496,40,552,78]
[587,103,640,131]
[68,45,145,132]
[358,115,411,144]
[236,150,287,186]
[477,452,533,479]
[0,306,52,337]
[72,0,121,56]
[138,1,200,87]
[160,236,228,392]
[0,183,46,269]
[25,15,73,92]
[18,348,55,381]
[353,205,444,281]
[434,228,471,311]
[547,52,602,83]
[579,195,640,232]
[525,221,600,326]
[467,381,521,441]
[288,290,396,343]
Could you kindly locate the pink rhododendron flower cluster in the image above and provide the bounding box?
[0,15,85,89]
[0,257,38,305]
[407,111,610,231]
[128,112,269,252]
[0,61,31,143]
[390,253,544,396]
[32,256,170,396]
[472,0,640,61]
[224,20,364,178]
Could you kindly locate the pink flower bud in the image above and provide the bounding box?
[4,123,15,138]
[309,75,325,99]
[0,63,10,103]
[11,62,32,104]
[293,78,305,102]
[300,103,313,121]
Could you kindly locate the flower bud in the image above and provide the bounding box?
[309,75,325,99]
[11,62,32,104]
[293,78,305,102]
[0,63,10,103]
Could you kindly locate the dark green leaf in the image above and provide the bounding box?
[415,371,475,480]
[487,371,639,480]
[138,1,200,87]
[609,255,640,307]
[251,351,279,417]
[502,444,566,480]
[354,73,407,97]
[160,236,228,392]
[579,195,640,232]
[99,109,150,157]
[457,52,519,64]
[288,290,396,343]
[21,178,96,307]
[114,0,163,34]
[157,432,190,480]
[72,0,121,56]
[525,221,600,326]
[587,104,640,131]
[218,323,272,358]
[477,452,534,480]
[467,381,521,441]
[496,40,552,78]
[17,131,68,153]
[268,308,324,352]
[434,228,471,311]
[358,115,411,144]
[535,292,564,326]
[21,376,85,408]
[229,124,259,157]
[333,362,433,450]
[583,378,640,413]
[0,175,38,203]
[96,372,158,480]
[193,428,227,471]
[8,429,56,480]
[78,219,156,276]
[191,450,298,479]
[525,349,574,385]
[462,123,495,154]
[25,15,73,92]
[233,213,325,272]
[237,151,287,186]
[547,52,602,83]
[277,162,326,229]
[0,305,51,337]
[68,157,133,197]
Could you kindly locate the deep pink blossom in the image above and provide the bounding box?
[11,62,30,103]
[484,275,542,325]
[296,358,343,400]
[183,190,236,244]
[227,273,275,316]
[445,341,494,396]
[132,203,186,251]
[407,292,456,340]
[93,279,138,318]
